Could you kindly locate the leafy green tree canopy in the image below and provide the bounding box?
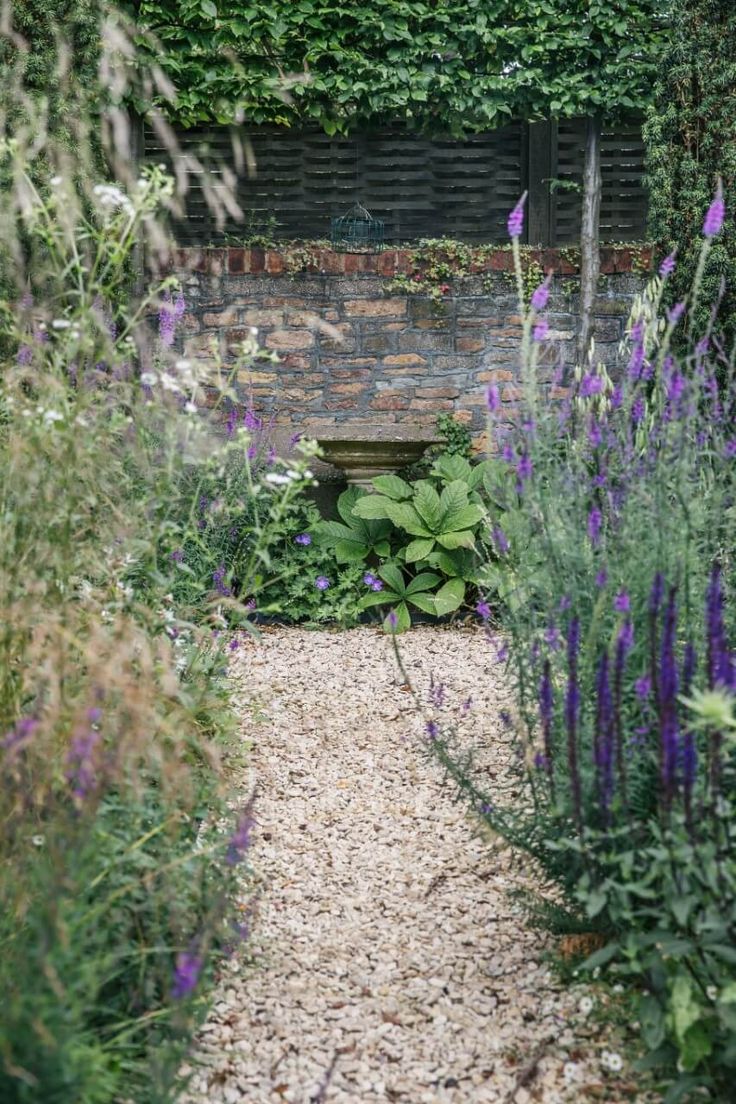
[134,0,666,131]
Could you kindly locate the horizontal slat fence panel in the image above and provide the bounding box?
[144,118,647,247]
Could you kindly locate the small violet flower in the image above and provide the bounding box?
[171,951,202,1000]
[314,575,331,591]
[613,591,631,614]
[659,251,676,277]
[507,195,526,238]
[294,533,312,546]
[703,183,725,238]
[486,384,501,412]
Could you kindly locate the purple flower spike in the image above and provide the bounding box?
[294,533,312,546]
[530,277,551,312]
[486,384,501,412]
[703,183,725,238]
[387,610,399,630]
[507,194,526,239]
[225,798,256,867]
[533,319,549,343]
[539,659,555,793]
[587,506,603,546]
[580,373,604,398]
[659,587,680,806]
[594,653,615,822]
[476,600,491,621]
[595,569,608,589]
[171,951,202,1000]
[659,251,676,277]
[16,344,32,365]
[565,618,583,833]
[667,302,686,326]
[516,452,533,483]
[492,526,510,555]
[314,575,331,591]
[635,675,651,700]
[613,591,630,614]
[158,290,176,347]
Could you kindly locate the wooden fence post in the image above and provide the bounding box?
[525,120,557,247]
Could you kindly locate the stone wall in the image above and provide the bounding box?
[164,246,650,442]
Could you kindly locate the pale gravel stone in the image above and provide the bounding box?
[178,626,659,1104]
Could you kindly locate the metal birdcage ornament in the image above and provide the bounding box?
[330,202,384,254]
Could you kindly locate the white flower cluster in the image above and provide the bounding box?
[140,360,203,413]
[264,468,314,487]
[600,1049,623,1073]
[92,183,134,218]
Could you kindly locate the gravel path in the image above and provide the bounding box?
[180,626,649,1104]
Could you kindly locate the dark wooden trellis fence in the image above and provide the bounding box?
[144,117,647,247]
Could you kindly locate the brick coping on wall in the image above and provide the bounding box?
[165,244,653,279]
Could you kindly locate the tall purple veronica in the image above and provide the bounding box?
[539,659,555,798]
[658,587,679,809]
[681,642,697,831]
[565,618,583,833]
[594,653,615,824]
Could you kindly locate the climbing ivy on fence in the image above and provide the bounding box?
[133,0,667,132]
[644,0,736,344]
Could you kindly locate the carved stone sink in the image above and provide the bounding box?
[316,425,442,487]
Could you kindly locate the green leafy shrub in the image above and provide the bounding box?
[423,199,736,1099]
[0,82,306,1104]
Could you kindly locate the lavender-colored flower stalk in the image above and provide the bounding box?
[429,677,446,709]
[580,373,604,398]
[1,716,38,756]
[703,183,725,238]
[532,319,549,343]
[516,452,532,483]
[594,653,615,823]
[667,302,685,326]
[65,728,101,801]
[705,564,731,804]
[16,344,32,366]
[659,251,676,277]
[507,195,526,239]
[492,526,509,555]
[476,599,491,620]
[613,627,630,812]
[613,591,630,614]
[565,618,583,833]
[225,795,256,867]
[587,507,603,546]
[658,587,679,808]
[171,950,202,999]
[486,384,501,412]
[595,569,608,589]
[158,290,176,347]
[213,563,232,597]
[530,277,550,312]
[680,642,697,829]
[539,659,555,797]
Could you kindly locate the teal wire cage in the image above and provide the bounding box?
[330,203,385,254]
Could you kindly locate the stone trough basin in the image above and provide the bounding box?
[316,425,442,487]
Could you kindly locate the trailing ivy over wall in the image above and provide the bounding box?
[644,0,736,344]
[133,1,666,132]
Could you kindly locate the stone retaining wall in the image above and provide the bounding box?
[163,246,650,441]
